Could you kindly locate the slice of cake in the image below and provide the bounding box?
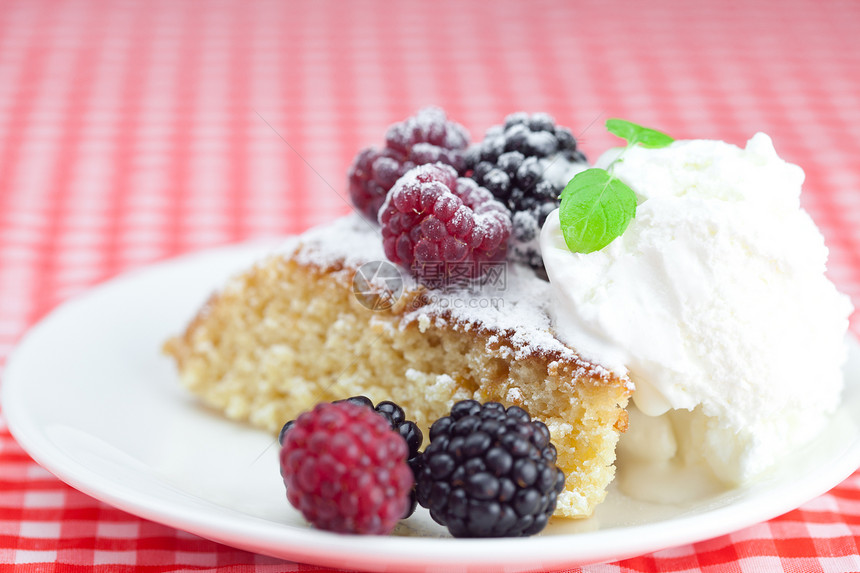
[164,215,632,518]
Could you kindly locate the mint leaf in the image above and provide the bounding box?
[556,119,670,254]
[559,168,637,253]
[606,118,674,149]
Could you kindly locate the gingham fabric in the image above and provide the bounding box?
[1,0,859,571]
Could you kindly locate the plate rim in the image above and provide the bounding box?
[3,241,860,572]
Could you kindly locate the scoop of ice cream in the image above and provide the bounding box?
[540,133,853,484]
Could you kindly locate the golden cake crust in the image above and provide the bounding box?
[164,216,632,518]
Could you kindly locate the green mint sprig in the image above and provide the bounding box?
[605,118,674,149]
[558,119,673,254]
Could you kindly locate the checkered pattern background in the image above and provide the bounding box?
[1,0,859,571]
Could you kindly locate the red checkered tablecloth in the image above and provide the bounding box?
[1,0,860,571]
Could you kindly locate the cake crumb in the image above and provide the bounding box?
[505,387,524,405]
[417,314,431,332]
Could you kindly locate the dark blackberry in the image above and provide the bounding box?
[337,396,424,519]
[415,400,566,537]
[465,112,588,269]
[279,396,424,519]
[277,420,294,447]
[348,108,470,222]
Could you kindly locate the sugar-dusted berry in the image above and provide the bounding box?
[348,108,470,222]
[465,112,588,269]
[379,163,512,288]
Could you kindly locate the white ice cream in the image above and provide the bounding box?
[540,133,853,487]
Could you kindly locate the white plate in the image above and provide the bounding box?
[4,241,860,573]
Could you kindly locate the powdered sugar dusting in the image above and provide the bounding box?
[506,387,524,403]
[404,263,562,357]
[387,107,470,150]
[285,214,621,382]
[540,154,587,189]
[285,215,391,271]
[509,210,543,265]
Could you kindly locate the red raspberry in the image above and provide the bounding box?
[379,163,512,287]
[348,108,470,222]
[279,401,414,535]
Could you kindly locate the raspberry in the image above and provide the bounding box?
[415,400,566,538]
[465,112,588,269]
[348,107,470,222]
[279,396,424,519]
[279,401,414,535]
[379,163,512,288]
[336,396,424,518]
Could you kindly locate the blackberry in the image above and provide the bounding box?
[415,400,566,537]
[337,396,424,518]
[279,396,424,519]
[348,108,470,222]
[465,112,588,269]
